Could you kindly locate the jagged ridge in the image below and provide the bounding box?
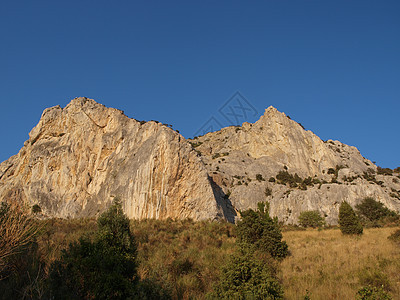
[1,99,399,224]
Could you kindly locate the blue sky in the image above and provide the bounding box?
[0,1,399,168]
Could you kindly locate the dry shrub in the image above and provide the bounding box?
[0,202,39,277]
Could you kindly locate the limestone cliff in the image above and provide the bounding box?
[1,100,399,224]
[0,98,224,220]
[190,106,400,224]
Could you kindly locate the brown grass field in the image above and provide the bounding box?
[280,227,400,300]
[11,219,399,299]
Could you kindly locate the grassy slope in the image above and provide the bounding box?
[35,219,400,299]
[281,227,400,300]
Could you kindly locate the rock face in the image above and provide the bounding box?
[1,100,399,224]
[189,106,400,224]
[0,98,225,221]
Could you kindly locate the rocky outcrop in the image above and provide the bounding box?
[1,100,399,224]
[190,106,400,224]
[0,98,225,220]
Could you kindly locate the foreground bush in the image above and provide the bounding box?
[210,249,283,299]
[236,202,289,259]
[339,201,363,235]
[210,202,287,298]
[298,210,325,228]
[48,200,139,299]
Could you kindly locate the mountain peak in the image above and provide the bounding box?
[1,98,399,225]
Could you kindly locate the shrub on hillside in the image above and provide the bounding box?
[276,171,302,188]
[356,197,399,226]
[210,202,286,298]
[338,201,363,235]
[209,248,283,299]
[377,167,393,176]
[256,174,265,181]
[236,202,289,259]
[356,286,391,300]
[48,200,139,299]
[298,210,325,228]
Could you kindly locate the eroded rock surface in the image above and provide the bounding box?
[1,100,399,224]
[0,98,225,220]
[190,106,400,224]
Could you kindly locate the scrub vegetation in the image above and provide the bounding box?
[0,200,399,299]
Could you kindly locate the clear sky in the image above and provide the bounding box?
[0,1,399,168]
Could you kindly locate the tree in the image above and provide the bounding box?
[236,202,289,259]
[338,201,363,235]
[298,210,325,228]
[48,200,138,299]
[356,197,398,226]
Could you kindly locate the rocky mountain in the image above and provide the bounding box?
[1,99,399,224]
[189,106,400,224]
[0,98,227,221]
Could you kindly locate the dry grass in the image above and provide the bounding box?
[280,227,400,300]
[131,219,236,299]
[36,218,97,265]
[15,218,400,299]
[0,202,40,277]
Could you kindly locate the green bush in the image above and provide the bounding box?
[48,200,138,299]
[276,171,302,188]
[209,248,283,299]
[327,168,335,175]
[338,201,363,235]
[211,202,287,298]
[255,174,265,181]
[298,210,325,228]
[356,197,398,226]
[356,286,391,300]
[236,202,289,259]
[377,167,393,176]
